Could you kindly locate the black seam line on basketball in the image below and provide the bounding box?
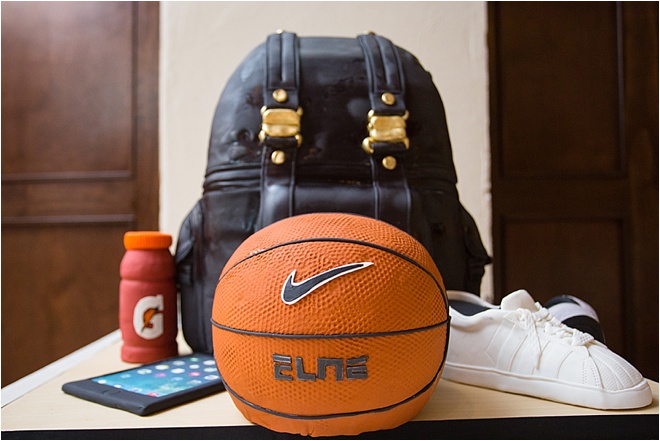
[218,237,448,309]
[210,318,448,339]
[220,357,446,421]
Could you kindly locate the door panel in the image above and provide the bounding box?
[490,2,658,380]
[497,2,622,177]
[2,225,129,381]
[2,2,134,175]
[1,2,159,386]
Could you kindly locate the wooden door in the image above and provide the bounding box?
[1,2,159,386]
[489,2,658,380]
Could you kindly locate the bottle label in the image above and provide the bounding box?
[133,294,165,340]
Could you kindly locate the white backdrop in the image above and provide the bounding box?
[159,1,492,296]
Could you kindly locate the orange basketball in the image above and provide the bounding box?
[212,213,448,437]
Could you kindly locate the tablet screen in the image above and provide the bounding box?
[92,354,221,398]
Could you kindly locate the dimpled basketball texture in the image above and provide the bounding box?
[212,213,448,437]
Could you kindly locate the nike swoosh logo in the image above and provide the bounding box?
[280,262,374,305]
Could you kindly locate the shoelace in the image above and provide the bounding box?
[516,304,594,367]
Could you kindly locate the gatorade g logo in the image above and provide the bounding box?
[133,294,164,339]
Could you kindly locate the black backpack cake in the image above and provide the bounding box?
[175,31,490,353]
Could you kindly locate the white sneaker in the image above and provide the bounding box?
[445,289,652,410]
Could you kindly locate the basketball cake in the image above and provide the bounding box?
[212,213,449,436]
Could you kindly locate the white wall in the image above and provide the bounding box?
[160,1,492,297]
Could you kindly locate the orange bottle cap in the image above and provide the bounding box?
[124,231,172,250]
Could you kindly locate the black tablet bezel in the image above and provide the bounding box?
[62,355,225,416]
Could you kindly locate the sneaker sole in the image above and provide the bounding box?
[443,362,652,410]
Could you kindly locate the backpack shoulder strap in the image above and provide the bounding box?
[264,31,300,111]
[358,32,412,232]
[257,31,301,230]
[358,33,407,116]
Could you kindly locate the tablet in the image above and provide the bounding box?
[62,353,224,416]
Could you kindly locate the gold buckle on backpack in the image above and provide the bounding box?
[259,107,303,147]
[361,110,409,155]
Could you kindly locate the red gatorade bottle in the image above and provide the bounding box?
[119,231,178,363]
